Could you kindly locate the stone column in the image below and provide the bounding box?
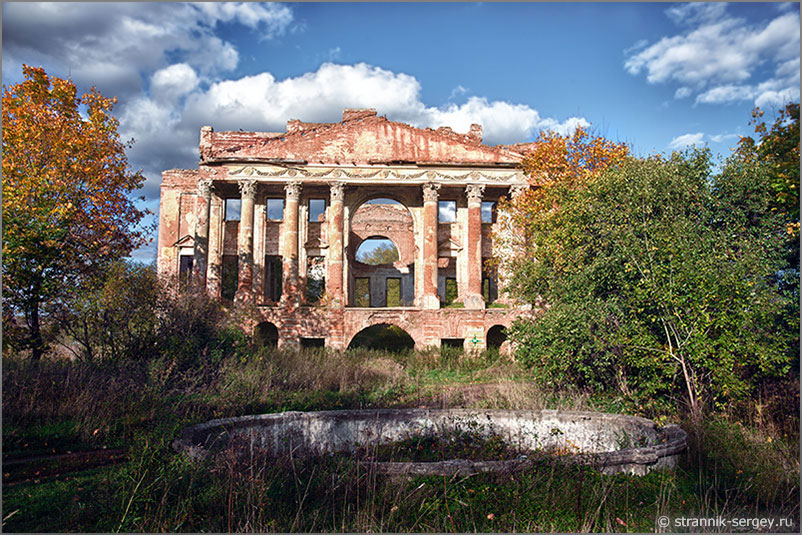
[326,182,345,308]
[235,179,257,303]
[464,183,485,309]
[326,182,346,350]
[193,178,213,288]
[421,182,441,309]
[206,195,223,298]
[281,181,302,307]
[493,183,528,306]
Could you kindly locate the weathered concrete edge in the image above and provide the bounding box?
[171,409,687,476]
[374,425,687,476]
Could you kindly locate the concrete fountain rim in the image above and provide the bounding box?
[172,408,687,476]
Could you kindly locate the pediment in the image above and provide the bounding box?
[205,114,524,166]
[305,237,328,250]
[438,238,462,257]
[173,234,196,248]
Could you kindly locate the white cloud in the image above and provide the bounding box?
[2,2,294,98]
[668,132,705,150]
[755,88,800,109]
[696,85,755,104]
[674,87,692,99]
[709,133,739,143]
[665,3,729,26]
[448,85,469,101]
[150,64,199,103]
[625,6,800,107]
[178,63,584,146]
[191,2,293,35]
[425,96,544,144]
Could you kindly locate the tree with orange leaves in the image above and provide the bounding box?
[2,65,150,359]
[493,126,630,296]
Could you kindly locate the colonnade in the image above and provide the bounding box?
[191,180,492,309]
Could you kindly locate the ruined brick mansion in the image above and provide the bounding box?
[157,109,535,351]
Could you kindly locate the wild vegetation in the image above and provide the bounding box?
[3,319,799,532]
[498,113,799,422]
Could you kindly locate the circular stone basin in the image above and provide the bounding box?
[172,409,687,476]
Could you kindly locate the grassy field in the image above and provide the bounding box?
[2,345,799,532]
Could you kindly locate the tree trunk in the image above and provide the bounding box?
[30,301,43,361]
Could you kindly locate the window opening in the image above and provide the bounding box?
[356,238,399,265]
[264,255,283,303]
[481,201,496,223]
[306,256,325,303]
[255,322,279,348]
[386,278,401,307]
[438,200,456,222]
[179,255,193,287]
[301,337,325,349]
[308,198,326,222]
[225,198,241,221]
[266,198,284,220]
[221,254,238,300]
[355,277,371,307]
[443,277,458,305]
[482,258,498,303]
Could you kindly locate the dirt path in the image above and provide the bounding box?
[3,448,128,487]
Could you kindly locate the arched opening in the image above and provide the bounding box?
[486,325,507,349]
[349,198,414,308]
[348,323,415,353]
[356,238,400,265]
[254,321,279,348]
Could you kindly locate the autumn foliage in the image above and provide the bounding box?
[737,103,800,226]
[493,127,630,280]
[2,66,150,359]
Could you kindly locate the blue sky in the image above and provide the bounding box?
[3,2,799,263]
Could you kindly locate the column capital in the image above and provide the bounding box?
[284,181,302,201]
[466,184,485,203]
[509,184,529,198]
[238,179,257,199]
[198,178,214,198]
[329,181,345,203]
[422,182,441,202]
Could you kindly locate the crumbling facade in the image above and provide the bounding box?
[158,109,534,351]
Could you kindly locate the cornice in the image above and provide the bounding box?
[225,165,527,185]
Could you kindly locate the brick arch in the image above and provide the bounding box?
[486,324,508,348]
[345,189,419,219]
[347,197,417,266]
[353,235,402,264]
[344,320,419,349]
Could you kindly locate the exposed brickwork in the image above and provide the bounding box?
[158,109,536,352]
[200,112,523,166]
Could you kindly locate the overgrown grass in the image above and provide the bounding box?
[3,343,799,532]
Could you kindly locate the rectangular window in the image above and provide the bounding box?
[266,198,284,221]
[301,337,325,349]
[355,277,371,307]
[221,254,239,300]
[443,277,458,305]
[179,255,193,287]
[264,255,283,303]
[481,201,496,223]
[441,339,465,359]
[386,278,401,307]
[306,256,325,303]
[225,198,241,221]
[482,258,498,303]
[438,200,456,223]
[308,199,326,222]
